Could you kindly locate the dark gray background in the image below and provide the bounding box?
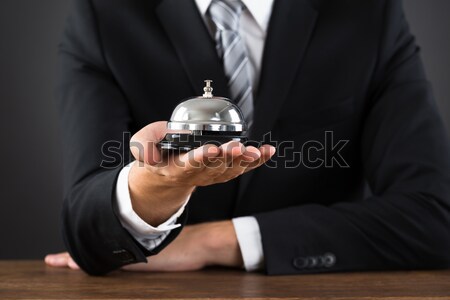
[0,0,449,259]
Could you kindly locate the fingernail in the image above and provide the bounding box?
[208,146,220,154]
[240,144,246,154]
[269,146,276,155]
[246,147,260,160]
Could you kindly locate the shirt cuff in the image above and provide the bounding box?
[115,161,189,251]
[232,216,265,272]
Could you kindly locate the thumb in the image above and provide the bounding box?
[130,121,168,165]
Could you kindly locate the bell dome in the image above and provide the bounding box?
[168,96,246,132]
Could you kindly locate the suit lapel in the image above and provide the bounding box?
[236,0,319,209]
[156,0,230,97]
[252,0,319,140]
[156,0,319,214]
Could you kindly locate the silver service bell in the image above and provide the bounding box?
[158,80,248,151]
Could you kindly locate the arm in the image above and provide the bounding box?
[58,0,274,275]
[255,0,450,275]
[58,0,164,275]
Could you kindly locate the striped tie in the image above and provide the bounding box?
[208,0,254,128]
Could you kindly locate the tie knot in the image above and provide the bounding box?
[208,0,244,32]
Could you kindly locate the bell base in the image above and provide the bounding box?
[158,133,247,152]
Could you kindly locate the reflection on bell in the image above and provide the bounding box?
[158,80,248,152]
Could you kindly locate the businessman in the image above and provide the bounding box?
[46,0,450,275]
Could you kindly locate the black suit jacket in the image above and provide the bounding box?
[58,0,450,275]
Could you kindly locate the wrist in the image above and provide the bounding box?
[128,162,195,226]
[203,221,243,268]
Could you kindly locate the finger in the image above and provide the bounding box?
[67,257,80,270]
[205,141,246,169]
[178,144,222,167]
[224,146,261,171]
[144,146,222,190]
[220,141,246,158]
[259,144,276,161]
[157,144,221,175]
[202,141,246,177]
[45,252,71,268]
[244,145,276,172]
[213,146,261,183]
[236,146,262,167]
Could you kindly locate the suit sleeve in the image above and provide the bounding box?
[255,0,450,275]
[57,0,186,275]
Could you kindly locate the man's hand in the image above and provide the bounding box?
[45,252,80,270]
[127,121,275,226]
[45,221,243,272]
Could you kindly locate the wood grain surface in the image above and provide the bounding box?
[0,261,449,299]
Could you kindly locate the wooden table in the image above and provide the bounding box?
[1,261,450,299]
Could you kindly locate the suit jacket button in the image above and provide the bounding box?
[293,257,308,269]
[323,253,336,267]
[308,256,319,268]
[113,249,135,263]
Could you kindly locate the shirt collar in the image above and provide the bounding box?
[195,0,275,33]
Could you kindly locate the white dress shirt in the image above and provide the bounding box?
[115,0,274,272]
